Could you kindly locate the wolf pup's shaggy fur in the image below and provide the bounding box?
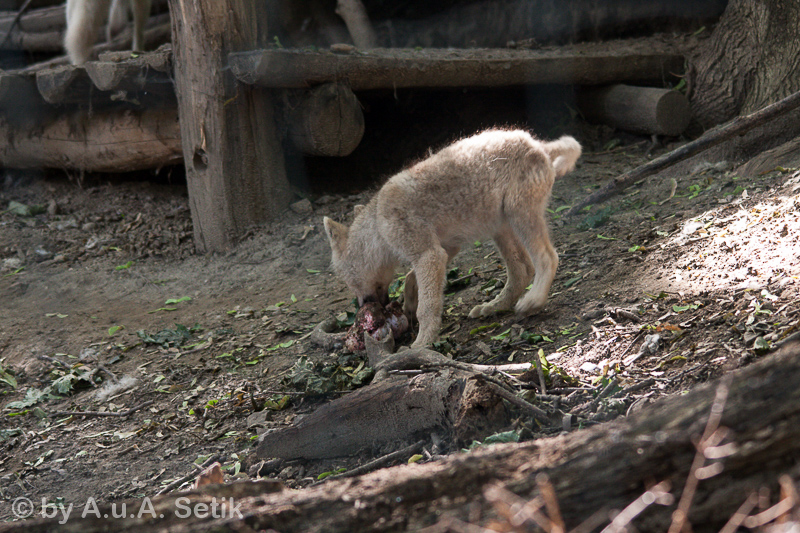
[65,0,151,65]
[323,129,581,348]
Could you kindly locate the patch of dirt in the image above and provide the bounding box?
[1,131,799,524]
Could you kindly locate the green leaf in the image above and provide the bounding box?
[483,431,520,444]
[470,323,501,336]
[490,328,512,341]
[266,340,295,352]
[596,234,617,241]
[306,269,321,274]
[290,294,298,303]
[263,395,291,411]
[115,261,133,271]
[108,325,124,336]
[408,454,424,464]
[164,296,192,305]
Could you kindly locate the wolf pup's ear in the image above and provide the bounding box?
[323,217,349,255]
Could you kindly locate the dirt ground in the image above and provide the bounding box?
[1,119,800,526]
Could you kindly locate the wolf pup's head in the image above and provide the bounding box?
[323,216,393,308]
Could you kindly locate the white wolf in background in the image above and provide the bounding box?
[64,0,152,65]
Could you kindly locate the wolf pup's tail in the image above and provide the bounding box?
[543,136,582,177]
[64,0,111,65]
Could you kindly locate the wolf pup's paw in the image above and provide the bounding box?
[469,302,509,318]
[514,294,547,316]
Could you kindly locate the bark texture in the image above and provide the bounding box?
[0,108,181,172]
[167,0,293,252]
[691,0,800,128]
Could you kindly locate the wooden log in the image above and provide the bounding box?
[230,38,685,90]
[0,69,50,126]
[566,88,800,216]
[287,82,364,156]
[35,63,96,104]
[335,0,376,49]
[257,368,509,460]
[0,107,182,171]
[84,47,173,101]
[168,0,293,252]
[577,84,691,136]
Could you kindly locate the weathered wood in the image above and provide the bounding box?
[168,0,293,252]
[567,88,800,216]
[230,38,685,90]
[0,107,182,171]
[736,137,800,177]
[6,345,800,533]
[335,0,376,49]
[35,63,96,104]
[84,46,173,101]
[287,82,364,156]
[257,370,463,459]
[0,69,49,126]
[577,84,691,136]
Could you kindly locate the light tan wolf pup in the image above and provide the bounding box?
[64,0,152,65]
[323,129,581,348]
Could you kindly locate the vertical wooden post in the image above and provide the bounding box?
[168,0,293,252]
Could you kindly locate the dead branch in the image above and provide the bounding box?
[566,89,800,216]
[321,440,426,482]
[49,400,154,418]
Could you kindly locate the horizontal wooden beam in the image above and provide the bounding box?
[230,38,684,90]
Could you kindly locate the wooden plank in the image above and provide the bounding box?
[230,38,685,90]
[0,107,182,171]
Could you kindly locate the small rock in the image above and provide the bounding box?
[53,254,66,263]
[2,257,23,272]
[47,199,59,216]
[315,195,336,205]
[330,43,356,54]
[580,362,599,373]
[33,247,53,262]
[82,222,97,232]
[289,198,313,215]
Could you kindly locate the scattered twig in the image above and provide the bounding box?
[600,481,673,533]
[584,377,619,413]
[156,454,223,496]
[611,378,656,399]
[667,374,732,533]
[483,381,552,422]
[49,400,154,418]
[533,354,547,395]
[320,440,425,483]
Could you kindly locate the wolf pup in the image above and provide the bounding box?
[323,129,581,348]
[64,0,152,65]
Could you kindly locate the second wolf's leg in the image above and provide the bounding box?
[469,223,535,318]
[409,246,449,348]
[64,0,112,65]
[130,0,151,52]
[107,0,126,42]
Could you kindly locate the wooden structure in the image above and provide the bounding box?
[0,1,690,251]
